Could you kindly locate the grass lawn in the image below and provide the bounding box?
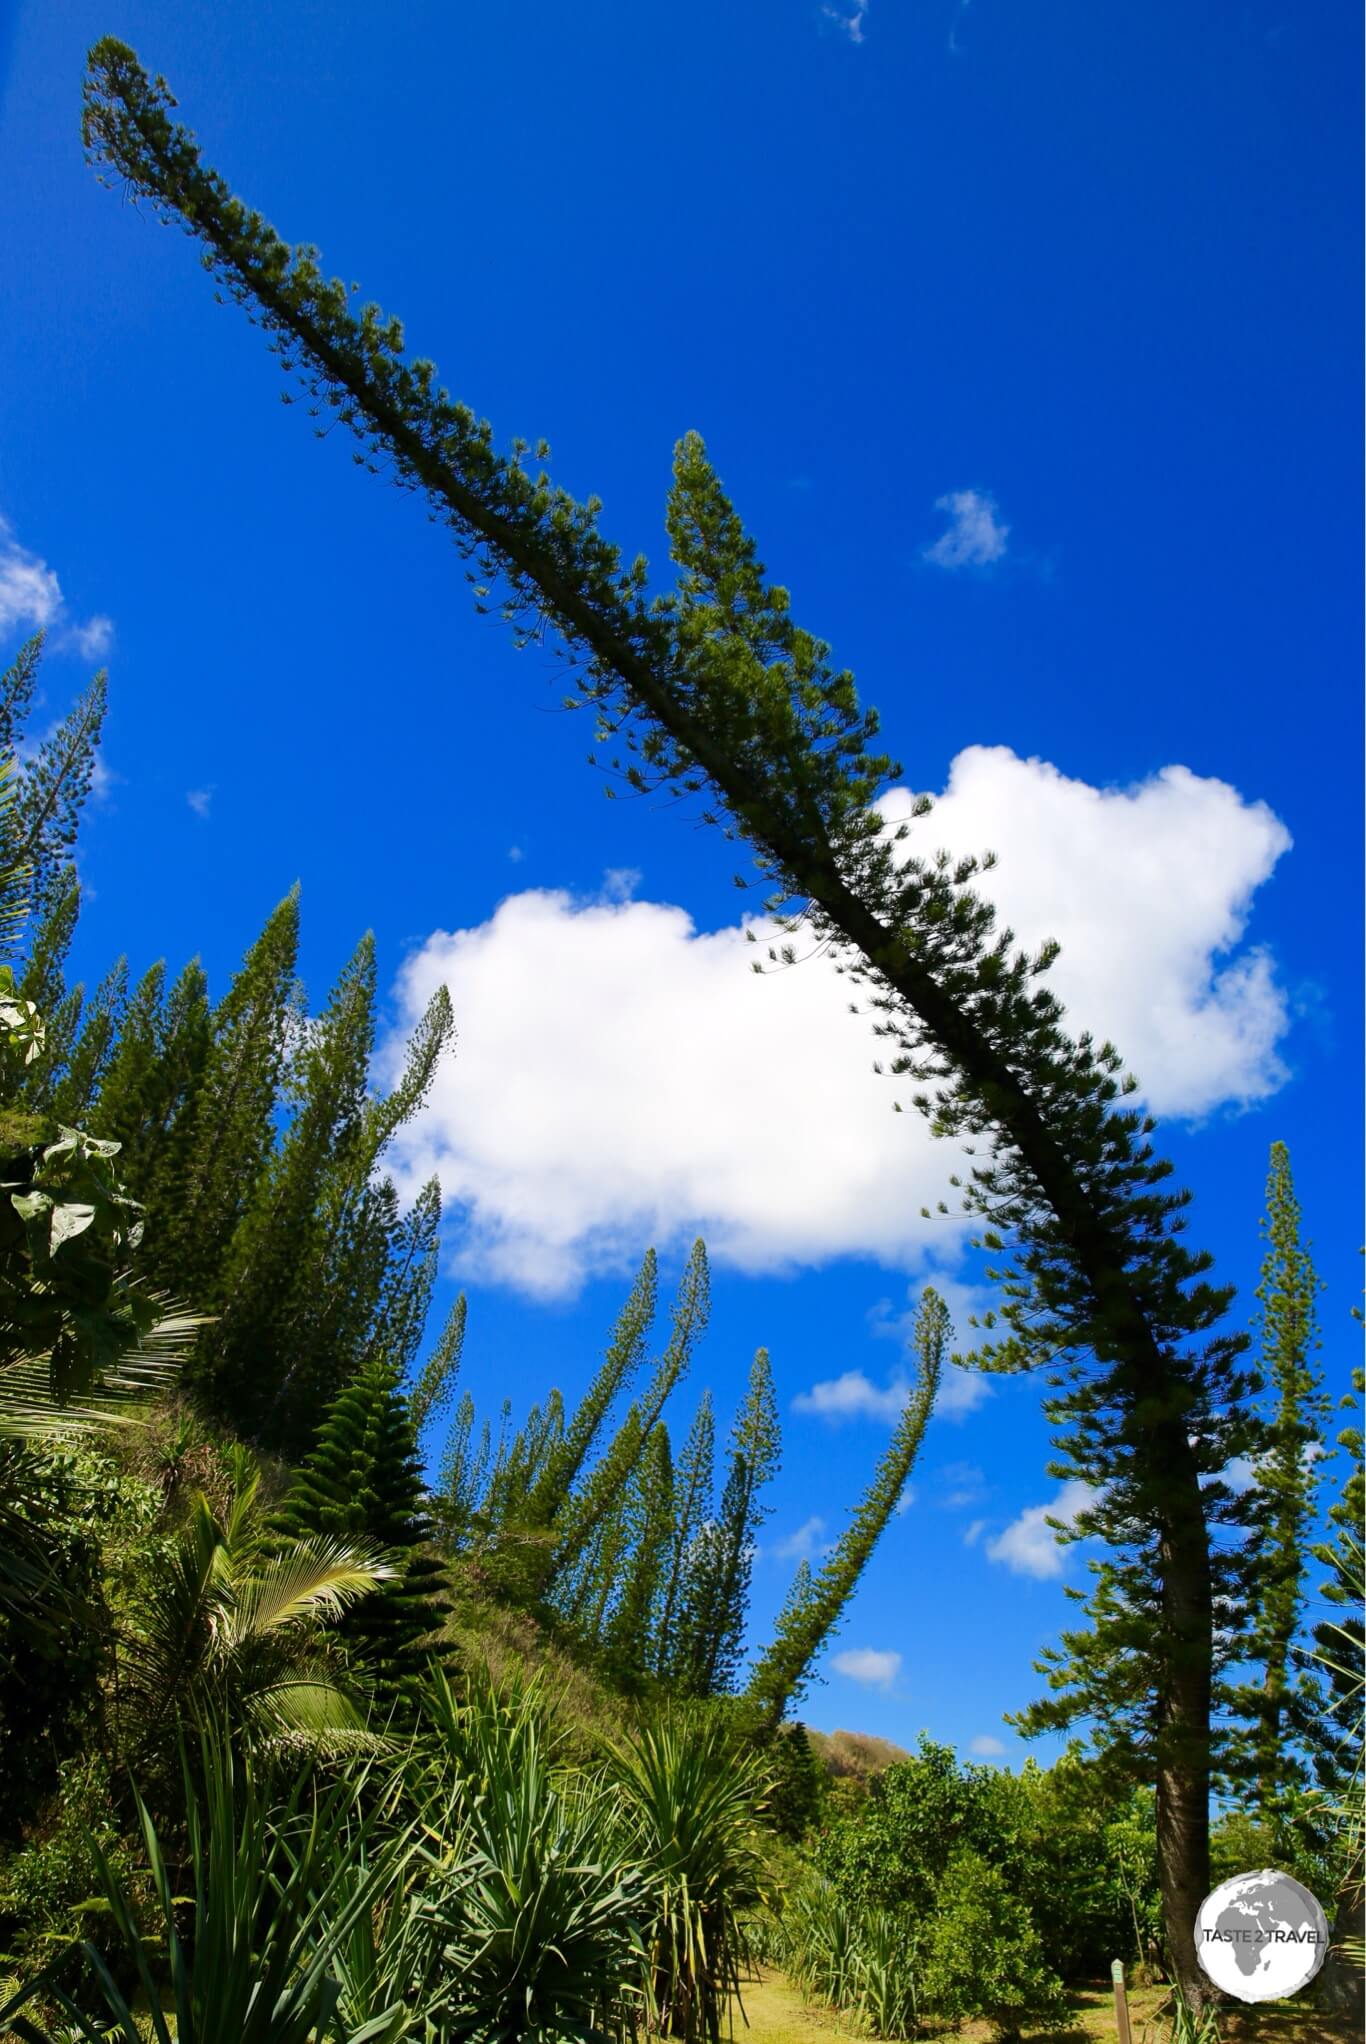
[728,1965,1355,2044]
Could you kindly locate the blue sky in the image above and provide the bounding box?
[0,0,1360,1761]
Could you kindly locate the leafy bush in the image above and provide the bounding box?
[917,1850,1068,2041]
[816,1737,1155,1983]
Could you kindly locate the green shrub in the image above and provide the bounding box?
[918,1850,1068,2042]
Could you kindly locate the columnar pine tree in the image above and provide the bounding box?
[746,1288,946,1723]
[1224,1143,1329,1833]
[1311,1364,1364,1796]
[50,957,127,1124]
[95,957,213,1202]
[655,1391,714,1674]
[271,1354,450,1706]
[604,1422,675,1678]
[411,1290,467,1439]
[157,887,301,1311]
[674,1349,779,1697]
[11,670,107,927]
[81,67,1262,1984]
[367,1177,443,1383]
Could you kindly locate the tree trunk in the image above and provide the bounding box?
[1155,1433,1215,2012]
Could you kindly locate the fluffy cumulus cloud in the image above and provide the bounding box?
[924,489,1009,568]
[984,1480,1094,1580]
[833,1647,901,1690]
[0,519,111,658]
[383,746,1291,1295]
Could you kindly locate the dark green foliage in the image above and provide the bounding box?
[1224,1143,1330,1832]
[50,957,127,1126]
[815,1737,1155,1988]
[918,1851,1067,2041]
[746,1289,945,1725]
[10,668,107,929]
[0,1732,407,2044]
[672,1348,778,1698]
[156,887,302,1313]
[0,1449,107,1840]
[272,1356,450,1703]
[1311,1363,1364,1797]
[411,1289,467,1440]
[18,869,456,1458]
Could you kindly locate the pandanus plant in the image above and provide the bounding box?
[605,1712,770,2044]
[0,1729,414,2044]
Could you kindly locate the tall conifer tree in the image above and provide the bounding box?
[675,1350,779,1697]
[271,1354,450,1706]
[747,1290,946,1723]
[82,64,1272,1985]
[161,887,301,1312]
[411,1290,467,1440]
[1225,1143,1329,1832]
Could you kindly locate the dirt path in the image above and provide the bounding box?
[725,1967,1351,2044]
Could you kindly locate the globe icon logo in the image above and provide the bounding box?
[1195,1870,1329,2002]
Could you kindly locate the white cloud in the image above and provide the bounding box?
[833,1647,900,1690]
[383,748,1291,1294]
[0,518,111,658]
[0,527,62,636]
[895,1484,916,1515]
[924,489,1009,569]
[940,1460,986,1509]
[770,1515,829,1562]
[822,0,870,42]
[963,1517,987,1547]
[187,787,214,820]
[985,1480,1094,1580]
[969,1734,1005,1757]
[892,748,1292,1117]
[68,615,114,660]
[793,1370,905,1423]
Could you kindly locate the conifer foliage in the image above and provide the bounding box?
[82,47,1275,1987]
[1224,1143,1330,1832]
[272,1355,449,1703]
[424,1250,937,1715]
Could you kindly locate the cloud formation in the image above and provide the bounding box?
[769,1515,829,1562]
[0,519,111,659]
[984,1480,1093,1579]
[833,1647,901,1690]
[968,1734,1006,1757]
[924,489,1009,568]
[822,0,870,43]
[384,746,1291,1295]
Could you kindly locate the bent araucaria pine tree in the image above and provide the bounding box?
[83,46,1264,1996]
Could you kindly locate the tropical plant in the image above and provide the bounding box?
[271,1354,451,1711]
[0,1728,405,2044]
[418,1669,649,2043]
[113,1447,392,1777]
[606,1711,769,2042]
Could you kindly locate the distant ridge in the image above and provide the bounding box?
[803,1727,909,1780]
